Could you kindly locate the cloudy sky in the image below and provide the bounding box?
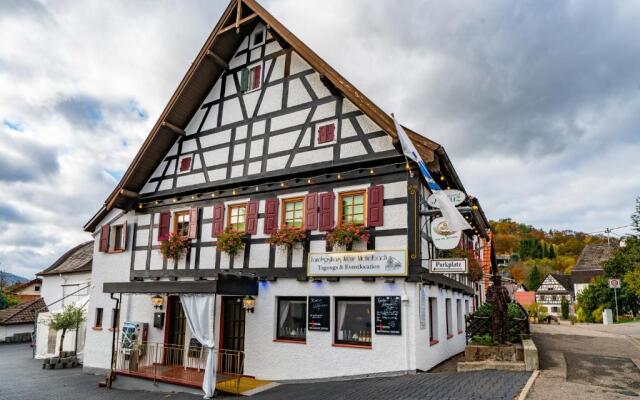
[1,0,639,278]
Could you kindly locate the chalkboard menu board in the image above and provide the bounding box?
[375,296,401,335]
[308,296,330,331]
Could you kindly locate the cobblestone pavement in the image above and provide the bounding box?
[0,343,530,400]
[528,323,640,400]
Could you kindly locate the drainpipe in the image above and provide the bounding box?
[107,292,120,389]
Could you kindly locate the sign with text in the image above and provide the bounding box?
[307,250,407,277]
[426,189,466,208]
[375,296,402,335]
[609,278,621,289]
[308,296,330,331]
[429,258,468,274]
[430,217,462,250]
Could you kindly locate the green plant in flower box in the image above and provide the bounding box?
[325,223,369,250]
[216,228,246,256]
[267,225,307,250]
[160,233,190,260]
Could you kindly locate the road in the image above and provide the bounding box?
[0,342,530,400]
[528,322,640,399]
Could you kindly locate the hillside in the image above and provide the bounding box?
[491,218,609,286]
[0,271,28,288]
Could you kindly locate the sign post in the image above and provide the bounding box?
[609,278,621,321]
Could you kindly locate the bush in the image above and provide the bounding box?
[325,224,369,248]
[159,233,190,260]
[474,302,523,319]
[216,228,246,256]
[472,334,493,346]
[267,226,307,250]
[592,305,605,323]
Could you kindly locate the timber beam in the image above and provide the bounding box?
[217,13,258,36]
[206,50,228,68]
[161,121,185,136]
[119,189,140,199]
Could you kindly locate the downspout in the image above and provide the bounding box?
[107,292,120,389]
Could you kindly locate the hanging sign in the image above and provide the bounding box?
[609,278,621,289]
[308,296,330,331]
[429,258,468,274]
[375,296,402,335]
[426,189,466,208]
[308,250,407,277]
[430,217,462,250]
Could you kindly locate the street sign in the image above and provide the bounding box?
[609,278,621,289]
[426,189,466,208]
[429,258,468,274]
[430,217,462,250]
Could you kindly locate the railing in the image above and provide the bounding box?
[114,342,244,395]
[465,303,530,344]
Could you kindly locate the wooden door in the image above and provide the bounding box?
[166,296,186,365]
[220,296,246,373]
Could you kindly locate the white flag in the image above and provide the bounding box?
[432,191,472,232]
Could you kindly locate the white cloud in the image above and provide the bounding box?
[1,0,639,277]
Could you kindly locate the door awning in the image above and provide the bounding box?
[103,274,258,295]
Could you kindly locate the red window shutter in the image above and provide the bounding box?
[325,124,335,142]
[212,205,225,237]
[318,126,326,143]
[121,223,128,251]
[304,193,318,230]
[187,208,199,239]
[263,198,279,234]
[158,212,171,241]
[252,65,262,90]
[318,192,335,231]
[367,185,384,227]
[99,225,110,252]
[245,201,259,235]
[179,157,192,172]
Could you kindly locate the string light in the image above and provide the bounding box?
[337,173,342,179]
[155,201,160,205]
[138,204,143,209]
[232,189,236,195]
[440,176,445,181]
[172,198,177,203]
[307,179,312,184]
[369,168,375,175]
[280,182,285,187]
[211,193,215,198]
[405,162,411,170]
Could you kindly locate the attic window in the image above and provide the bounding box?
[251,29,265,48]
[316,123,336,145]
[241,64,262,92]
[179,155,193,173]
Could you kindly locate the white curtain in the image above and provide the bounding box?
[337,301,348,340]
[180,295,217,398]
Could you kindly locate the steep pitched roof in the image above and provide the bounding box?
[37,241,93,276]
[0,298,47,326]
[550,273,573,292]
[7,278,42,294]
[573,244,614,272]
[84,0,481,233]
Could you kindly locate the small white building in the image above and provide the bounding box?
[79,0,492,395]
[34,242,92,360]
[0,298,46,343]
[535,274,573,316]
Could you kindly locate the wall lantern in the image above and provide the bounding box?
[151,295,164,310]
[242,295,255,313]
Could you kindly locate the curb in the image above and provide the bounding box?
[516,369,539,400]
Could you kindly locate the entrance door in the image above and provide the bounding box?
[220,296,246,373]
[166,296,186,365]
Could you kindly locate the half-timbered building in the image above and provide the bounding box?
[82,0,491,393]
[535,274,574,316]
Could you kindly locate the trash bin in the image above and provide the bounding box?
[603,308,614,325]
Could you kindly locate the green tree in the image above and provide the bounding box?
[48,304,86,357]
[525,265,543,291]
[0,290,20,310]
[549,244,556,259]
[577,276,640,322]
[603,236,640,279]
[561,297,569,319]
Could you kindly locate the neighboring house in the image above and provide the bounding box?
[8,278,42,302]
[535,274,573,316]
[571,244,614,297]
[34,242,92,361]
[80,0,492,393]
[0,298,47,343]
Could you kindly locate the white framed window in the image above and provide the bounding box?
[109,223,127,252]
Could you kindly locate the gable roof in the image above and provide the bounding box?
[0,297,46,326]
[37,241,93,276]
[84,0,485,234]
[573,244,613,272]
[549,273,573,292]
[7,278,41,294]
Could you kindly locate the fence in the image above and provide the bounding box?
[465,302,530,343]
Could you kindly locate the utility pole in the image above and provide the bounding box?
[605,228,611,247]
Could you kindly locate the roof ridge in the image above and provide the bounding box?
[37,241,93,276]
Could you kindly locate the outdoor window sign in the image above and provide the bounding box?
[307,250,407,277]
[308,296,330,331]
[374,296,402,335]
[429,258,468,274]
[430,217,462,250]
[426,189,466,208]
